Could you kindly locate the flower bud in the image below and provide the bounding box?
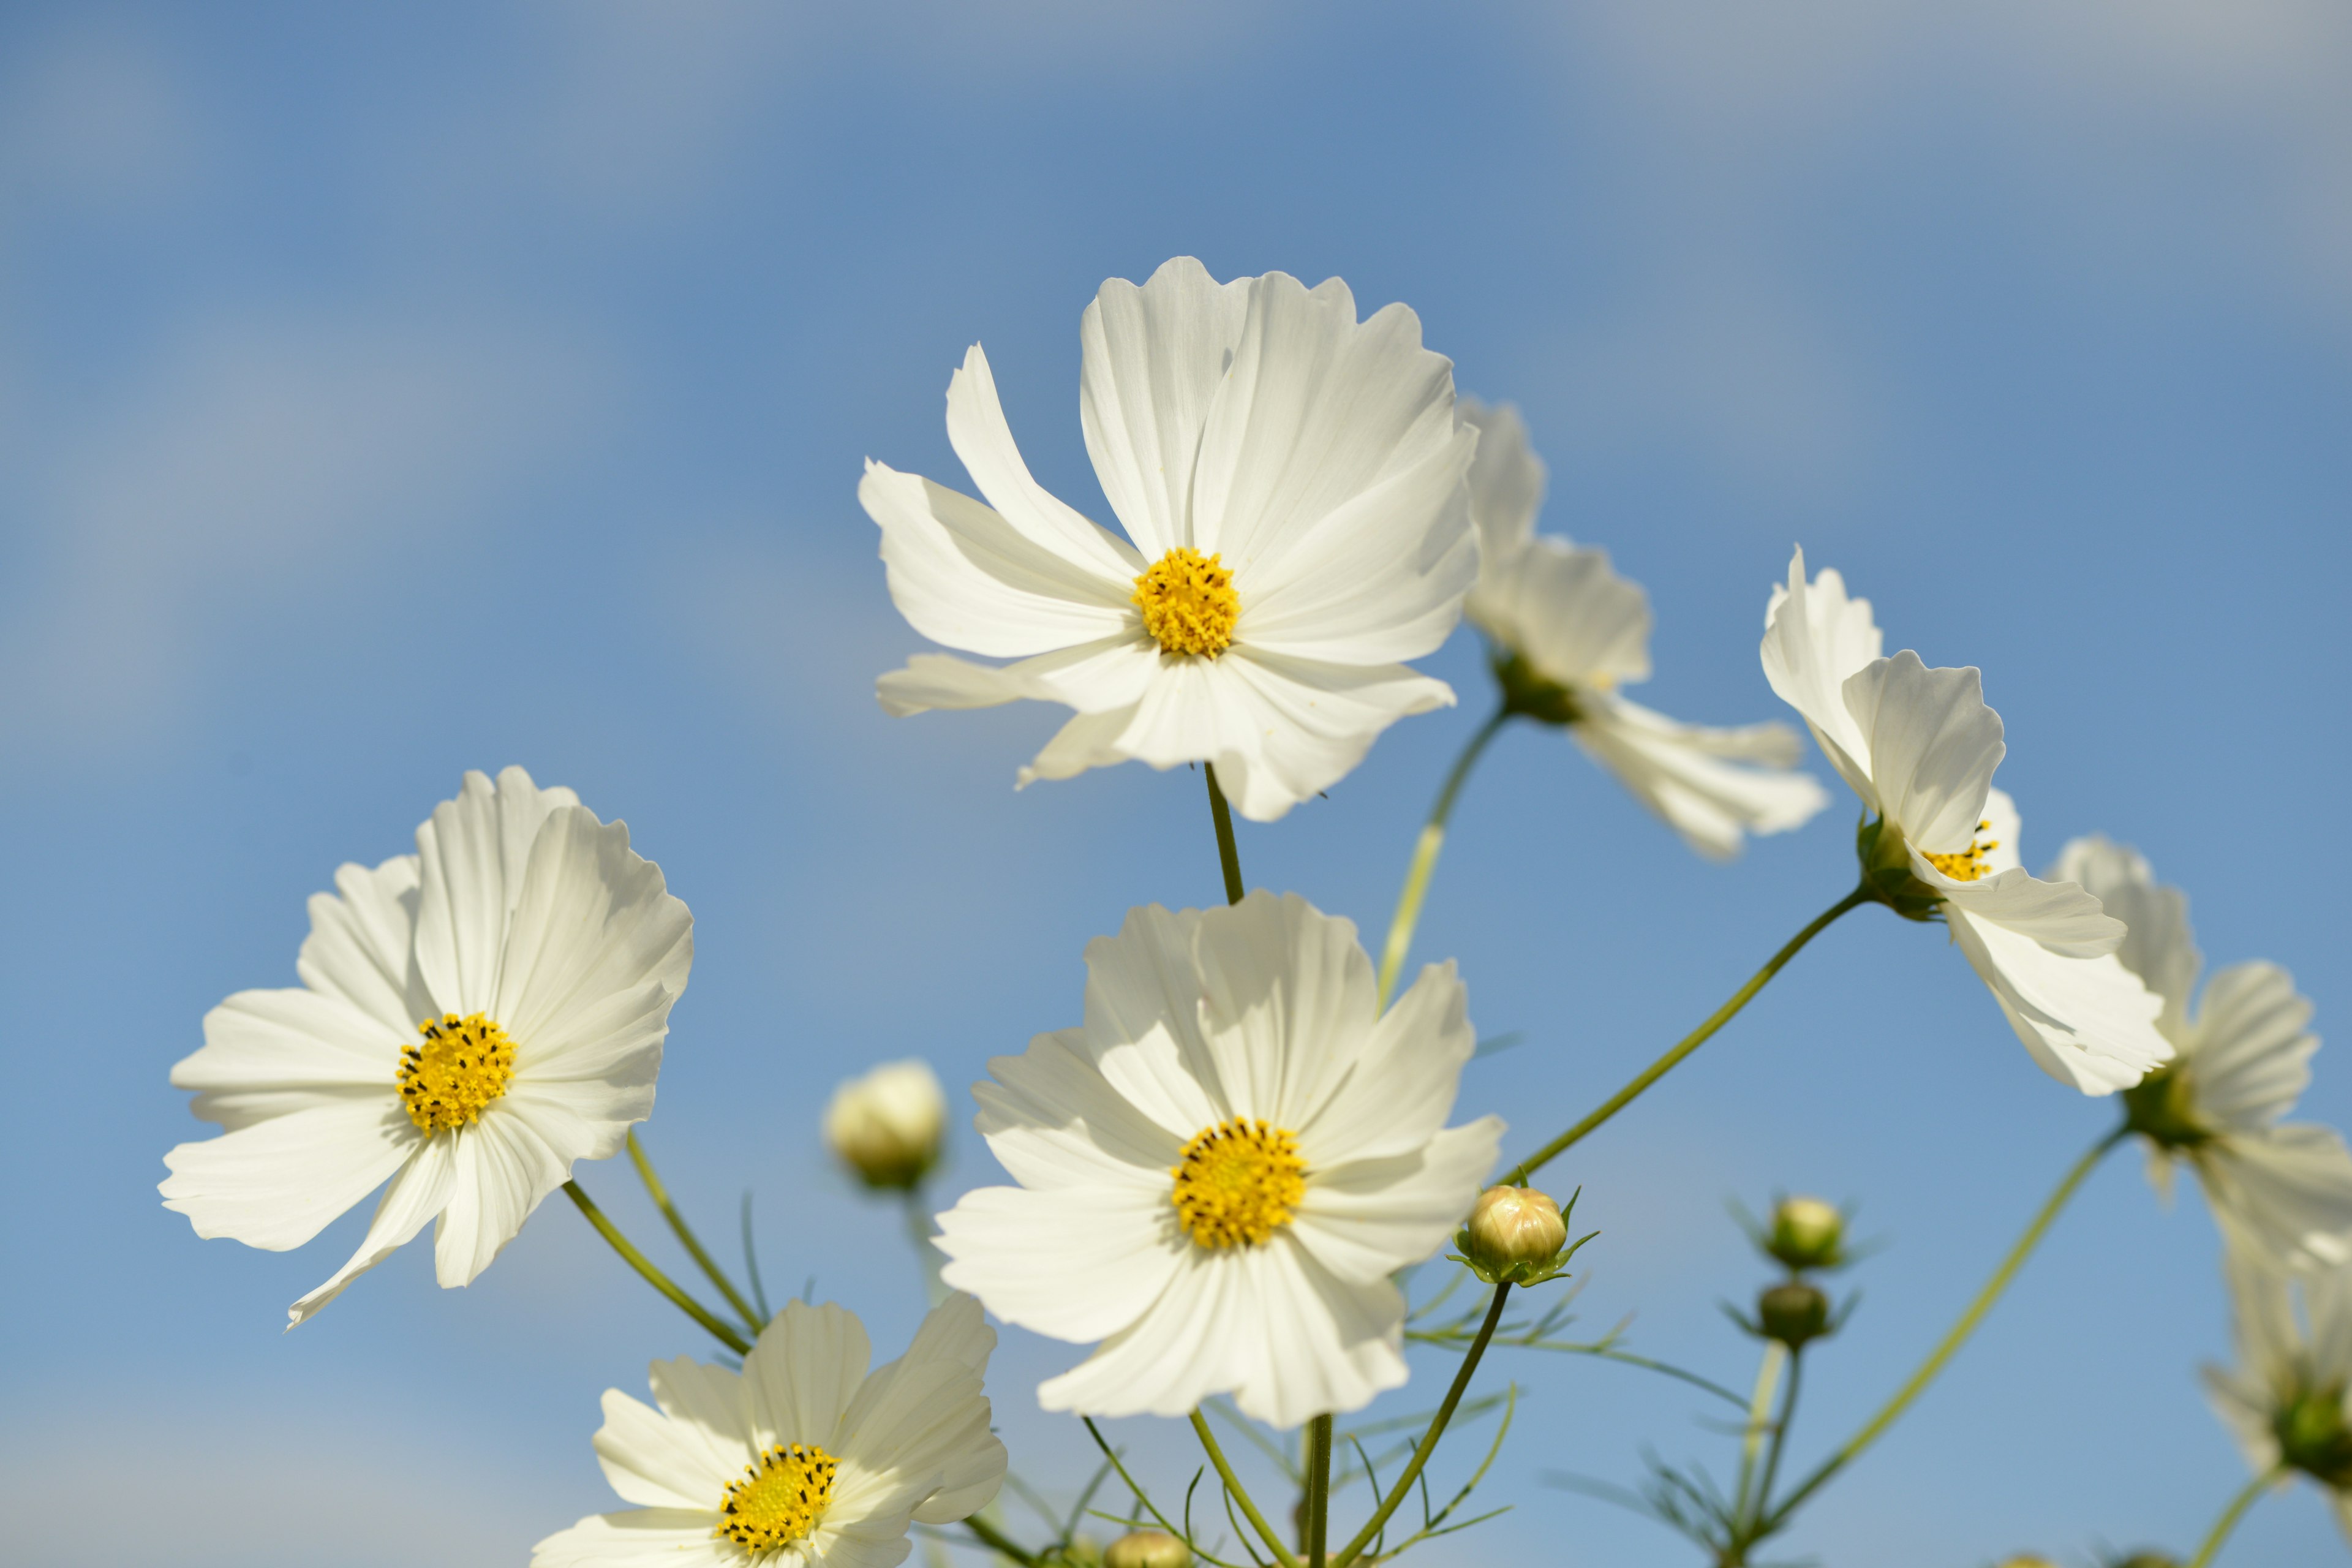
[2106,1555,2181,1568]
[1104,1530,1191,1568]
[1046,1536,1104,1567]
[823,1060,947,1191]
[1756,1280,1831,1349]
[1992,1558,2060,1568]
[1464,1185,1568,1272]
[1765,1195,1845,1272]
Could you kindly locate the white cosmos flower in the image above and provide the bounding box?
[2055,835,2352,1268]
[1759,549,2169,1094]
[533,1294,1006,1568]
[160,766,693,1324]
[934,889,1504,1428]
[864,256,1478,823]
[1458,401,1828,859]
[2204,1237,2352,1538]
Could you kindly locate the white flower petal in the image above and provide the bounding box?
[2187,962,2318,1133]
[1191,274,1464,588]
[746,1300,873,1452]
[531,1509,727,1568]
[973,1027,1186,1190]
[170,986,403,1131]
[946,343,1147,582]
[809,1523,919,1568]
[1759,547,1883,803]
[1839,651,2003,856]
[1298,959,1474,1165]
[2048,835,2202,1031]
[837,1296,1004,1526]
[287,1133,458,1325]
[1079,256,1254,561]
[1572,695,1830,861]
[1470,537,1653,691]
[496,805,692,1095]
[1945,905,2171,1094]
[2201,1125,2352,1270]
[294,854,430,1038]
[596,1382,740,1510]
[1014,702,1144,788]
[1457,398,1545,571]
[1077,903,1226,1134]
[432,1108,568,1287]
[1226,1241,1410,1428]
[934,1183,1184,1343]
[1034,1243,1246,1419]
[160,1095,415,1250]
[878,636,1159,718]
[412,766,578,1016]
[1293,1118,1504,1284]
[861,459,1133,659]
[1189,891,1379,1130]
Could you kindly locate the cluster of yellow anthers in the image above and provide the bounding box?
[396,1012,517,1134]
[1133,546,1241,658]
[1923,819,2000,883]
[717,1442,839,1552]
[1172,1117,1308,1249]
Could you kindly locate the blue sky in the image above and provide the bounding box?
[3,3,2349,1564]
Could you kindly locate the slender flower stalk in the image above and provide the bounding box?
[1510,887,1869,1182]
[2185,1468,2282,1568]
[562,1180,752,1355]
[1732,1340,1788,1526]
[1304,1415,1335,1567]
[1330,1282,1513,1568]
[1765,1129,2125,1529]
[624,1131,763,1336]
[1186,1412,1302,1568]
[1206,763,1246,906]
[1376,707,1511,1007]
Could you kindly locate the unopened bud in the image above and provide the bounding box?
[2106,1555,2181,1568]
[1765,1196,1846,1272]
[1104,1530,1190,1568]
[1992,1558,2060,1568]
[1047,1536,1104,1568]
[1465,1186,1567,1272]
[823,1060,947,1191]
[1757,1280,1831,1349]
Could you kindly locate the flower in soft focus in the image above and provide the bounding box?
[532,1294,1006,1568]
[935,890,1504,1427]
[1458,401,1828,858]
[1764,1195,1847,1272]
[160,767,692,1325]
[2203,1238,2352,1540]
[865,257,1479,823]
[1104,1531,1191,1568]
[825,1060,948,1191]
[1754,1280,1833,1349]
[1760,549,2169,1095]
[2056,835,2352,1269]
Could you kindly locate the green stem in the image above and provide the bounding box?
[563,1180,753,1355]
[1190,1411,1303,1568]
[962,1512,1040,1566]
[1376,707,1510,1008]
[1751,1348,1802,1531]
[1765,1128,2125,1530]
[626,1131,764,1335]
[1509,886,1870,1182]
[1205,764,1245,906]
[1331,1283,1512,1568]
[2185,1467,2282,1568]
[1304,1414,1333,1567]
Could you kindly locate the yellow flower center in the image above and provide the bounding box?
[716,1442,838,1555]
[396,1012,516,1134]
[1922,819,2000,883]
[1171,1118,1306,1249]
[1133,547,1240,658]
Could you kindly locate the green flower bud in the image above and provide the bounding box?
[1757,1280,1831,1349]
[1765,1195,1846,1272]
[2274,1382,2352,1488]
[1466,1185,1567,1267]
[1043,1536,1104,1568]
[1104,1530,1191,1568]
[823,1060,947,1191]
[2105,1555,2182,1568]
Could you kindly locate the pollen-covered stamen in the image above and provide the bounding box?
[1923,819,2000,883]
[1133,547,1241,658]
[715,1442,839,1553]
[1172,1118,1306,1249]
[396,1012,516,1134]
